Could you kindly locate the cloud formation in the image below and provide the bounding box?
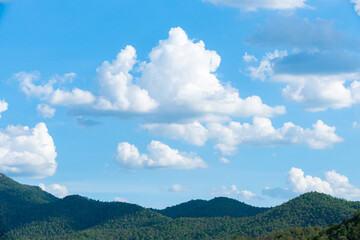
[247,50,360,111]
[0,99,8,118]
[37,104,56,118]
[209,118,342,155]
[16,27,285,121]
[17,72,95,106]
[213,184,257,200]
[203,0,307,11]
[39,183,69,198]
[0,123,57,178]
[116,140,207,170]
[288,168,360,200]
[352,0,360,15]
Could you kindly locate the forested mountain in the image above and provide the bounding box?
[0,173,360,239]
[157,197,270,218]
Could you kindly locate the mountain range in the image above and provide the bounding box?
[0,173,359,239]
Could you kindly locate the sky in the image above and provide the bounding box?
[0,0,360,208]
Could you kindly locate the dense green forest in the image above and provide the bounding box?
[0,173,360,239]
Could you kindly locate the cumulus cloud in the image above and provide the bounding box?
[203,0,307,11]
[0,99,8,118]
[0,123,57,178]
[247,50,287,81]
[247,50,360,111]
[243,52,258,62]
[16,72,95,106]
[352,0,360,15]
[287,168,360,200]
[37,104,56,118]
[116,140,207,170]
[17,27,285,121]
[279,73,360,111]
[213,184,257,200]
[139,27,284,119]
[39,183,69,198]
[143,117,342,154]
[208,117,343,155]
[169,184,190,192]
[95,45,158,113]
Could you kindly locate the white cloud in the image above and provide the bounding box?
[39,183,69,198]
[142,121,209,146]
[16,72,95,106]
[247,51,360,111]
[220,157,230,164]
[204,0,307,11]
[169,184,190,192]
[0,123,57,178]
[213,184,257,200]
[49,88,96,106]
[352,0,360,15]
[208,117,343,155]
[95,46,158,112]
[247,50,288,81]
[114,197,129,203]
[37,104,56,118]
[243,52,258,62]
[116,140,207,170]
[139,27,285,119]
[287,168,360,200]
[0,99,8,118]
[17,28,284,121]
[280,73,360,112]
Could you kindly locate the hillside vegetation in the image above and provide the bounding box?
[0,173,360,239]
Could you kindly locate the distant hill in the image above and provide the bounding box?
[1,173,360,239]
[157,197,270,218]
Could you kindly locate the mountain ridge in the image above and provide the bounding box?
[1,173,360,239]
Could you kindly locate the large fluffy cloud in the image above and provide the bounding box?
[146,118,343,155]
[16,27,285,121]
[95,45,158,113]
[0,123,57,178]
[116,140,207,170]
[288,168,360,200]
[39,183,69,198]
[264,168,360,200]
[203,0,307,11]
[247,50,360,111]
[139,27,284,119]
[208,118,343,154]
[0,99,8,118]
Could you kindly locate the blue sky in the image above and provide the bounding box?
[1,0,360,208]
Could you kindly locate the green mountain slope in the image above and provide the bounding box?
[313,210,360,239]
[1,173,360,239]
[158,197,270,218]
